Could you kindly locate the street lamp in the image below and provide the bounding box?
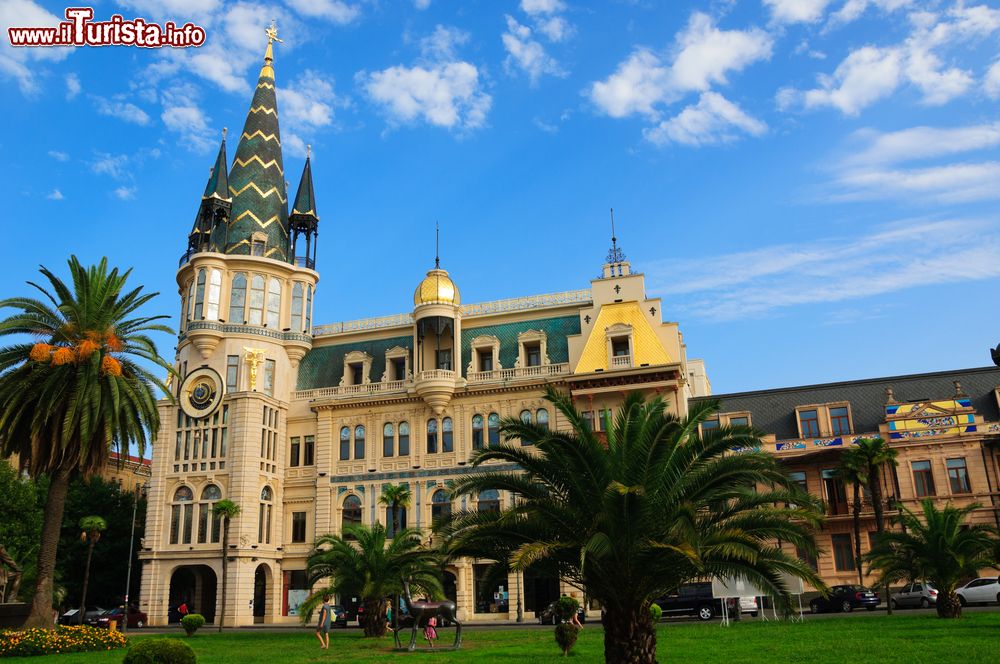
[122,479,147,634]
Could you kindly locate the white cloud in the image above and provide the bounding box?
[589,49,670,118]
[91,153,130,180]
[0,0,72,94]
[535,15,573,42]
[65,74,81,100]
[986,60,1000,98]
[828,0,913,27]
[833,162,1000,203]
[277,70,345,150]
[414,0,431,9]
[46,189,64,200]
[801,46,903,115]
[283,0,359,24]
[644,92,766,146]
[420,25,470,61]
[93,96,151,125]
[520,0,565,15]
[502,16,564,84]
[361,61,491,131]
[48,150,69,161]
[763,0,832,24]
[113,186,137,200]
[161,94,214,152]
[843,122,1000,166]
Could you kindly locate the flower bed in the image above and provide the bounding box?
[0,625,126,657]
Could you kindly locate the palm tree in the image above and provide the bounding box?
[865,499,999,618]
[835,449,866,586]
[76,515,107,625]
[378,483,412,537]
[852,437,898,613]
[0,257,171,628]
[212,500,240,632]
[304,523,442,637]
[443,387,824,664]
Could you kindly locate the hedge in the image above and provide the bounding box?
[122,638,196,664]
[0,626,126,657]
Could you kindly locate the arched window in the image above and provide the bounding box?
[472,415,484,450]
[520,410,532,424]
[206,269,222,320]
[198,484,222,544]
[426,418,438,454]
[248,275,265,325]
[340,426,350,461]
[290,283,304,331]
[193,269,206,320]
[488,413,500,447]
[305,285,313,331]
[258,486,273,544]
[354,425,366,460]
[477,489,500,513]
[536,408,549,432]
[442,417,454,453]
[266,278,281,328]
[342,495,362,537]
[186,280,195,321]
[383,423,395,457]
[431,489,452,523]
[398,422,410,456]
[170,486,194,545]
[229,273,247,323]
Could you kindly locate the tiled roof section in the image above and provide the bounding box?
[573,301,670,373]
[460,315,581,377]
[297,336,413,390]
[693,366,1000,440]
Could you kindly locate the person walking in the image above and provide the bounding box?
[315,595,332,650]
[423,615,438,648]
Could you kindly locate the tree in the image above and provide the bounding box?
[0,461,43,602]
[304,523,442,637]
[865,499,999,618]
[851,437,898,613]
[0,257,171,627]
[443,387,824,664]
[835,449,867,586]
[212,500,240,632]
[378,483,412,538]
[76,516,107,624]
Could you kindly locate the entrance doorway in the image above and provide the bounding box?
[523,567,560,616]
[168,565,217,623]
[253,564,271,624]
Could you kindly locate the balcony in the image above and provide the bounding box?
[414,370,457,415]
[611,354,632,369]
[293,255,315,270]
[294,379,408,401]
[467,363,570,384]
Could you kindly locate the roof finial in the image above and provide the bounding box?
[606,207,625,263]
[221,126,228,142]
[435,222,440,269]
[306,144,312,159]
[266,20,282,47]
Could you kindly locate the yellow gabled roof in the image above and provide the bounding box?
[573,301,671,374]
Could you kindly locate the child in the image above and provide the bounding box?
[423,615,437,648]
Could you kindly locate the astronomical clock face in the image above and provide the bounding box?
[179,367,225,419]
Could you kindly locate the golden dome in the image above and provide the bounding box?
[414,268,460,306]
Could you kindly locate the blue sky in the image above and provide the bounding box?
[3,0,1000,394]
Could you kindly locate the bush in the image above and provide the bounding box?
[554,623,581,656]
[554,596,580,621]
[122,638,196,664]
[180,614,205,636]
[0,625,126,657]
[650,603,663,622]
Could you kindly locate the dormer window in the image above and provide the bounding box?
[478,350,493,372]
[606,324,633,369]
[350,363,363,385]
[468,335,501,375]
[392,358,406,379]
[251,238,266,256]
[525,343,541,367]
[382,346,410,382]
[516,330,548,369]
[341,350,373,386]
[611,337,629,357]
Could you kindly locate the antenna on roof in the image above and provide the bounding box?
[606,207,625,264]
[435,222,440,269]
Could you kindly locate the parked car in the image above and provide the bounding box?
[58,606,104,625]
[92,607,147,629]
[655,582,759,621]
[891,581,938,609]
[537,600,587,625]
[956,577,1000,606]
[329,604,348,628]
[809,585,879,613]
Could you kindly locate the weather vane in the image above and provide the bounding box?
[266,20,282,45]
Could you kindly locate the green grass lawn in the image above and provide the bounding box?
[7,613,1000,663]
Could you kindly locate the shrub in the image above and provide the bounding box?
[0,625,126,657]
[180,614,205,637]
[122,638,196,664]
[554,623,580,656]
[650,603,663,622]
[554,596,580,622]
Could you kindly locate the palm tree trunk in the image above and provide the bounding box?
[852,483,863,587]
[361,597,386,637]
[78,537,96,625]
[25,467,72,628]
[602,603,657,664]
[868,465,892,615]
[936,590,961,618]
[218,519,229,632]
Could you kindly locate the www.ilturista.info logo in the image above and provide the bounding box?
[7,7,206,48]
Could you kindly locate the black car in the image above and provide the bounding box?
[328,605,348,628]
[656,583,723,621]
[537,600,587,625]
[809,585,879,613]
[58,606,104,626]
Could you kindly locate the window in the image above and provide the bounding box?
[398,422,410,456]
[391,357,407,381]
[947,458,971,494]
[912,461,936,497]
[536,409,549,431]
[354,425,366,460]
[525,343,541,367]
[442,417,454,453]
[488,413,500,446]
[248,275,265,325]
[226,355,239,391]
[291,512,307,543]
[478,349,493,372]
[611,337,629,357]
[832,534,855,572]
[206,269,222,320]
[186,280,195,321]
[263,359,275,396]
[830,406,851,435]
[598,408,612,432]
[266,278,281,328]
[796,544,818,571]
[436,349,452,371]
[520,410,532,424]
[258,486,273,544]
[729,416,749,427]
[383,423,395,457]
[303,435,314,465]
[431,490,452,523]
[342,495,362,535]
[193,269,206,320]
[478,489,500,513]
[701,419,719,436]
[197,484,222,544]
[788,471,808,494]
[340,426,350,461]
[291,283,304,331]
[822,469,848,515]
[305,285,313,332]
[289,437,300,467]
[229,273,247,323]
[426,418,438,453]
[582,411,594,431]
[170,486,194,545]
[799,409,820,438]
[472,415,484,450]
[251,237,266,256]
[350,363,363,385]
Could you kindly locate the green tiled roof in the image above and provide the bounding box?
[297,336,413,390]
[460,315,580,376]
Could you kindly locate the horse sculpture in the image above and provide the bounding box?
[397,579,462,651]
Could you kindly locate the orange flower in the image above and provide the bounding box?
[51,347,76,366]
[29,343,53,362]
[77,339,101,359]
[105,332,124,352]
[101,355,122,376]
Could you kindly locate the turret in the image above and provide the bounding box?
[289,147,319,269]
[187,132,231,256]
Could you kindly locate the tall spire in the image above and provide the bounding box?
[435,222,440,269]
[289,145,319,269]
[606,207,625,264]
[189,130,232,254]
[225,21,290,261]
